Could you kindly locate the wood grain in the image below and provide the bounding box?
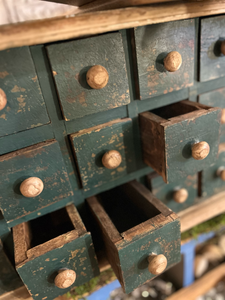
[2,1,225,50]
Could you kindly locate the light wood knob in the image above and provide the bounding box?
[54,269,76,289]
[102,150,122,169]
[173,188,188,203]
[164,51,182,72]
[20,177,44,198]
[219,169,225,181]
[0,88,7,111]
[221,109,225,124]
[148,254,167,275]
[221,40,225,55]
[192,141,210,160]
[86,65,109,89]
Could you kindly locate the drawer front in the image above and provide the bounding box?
[0,47,50,137]
[202,144,225,198]
[149,174,197,213]
[135,19,194,100]
[47,33,130,121]
[70,118,135,191]
[200,16,225,82]
[199,88,225,134]
[0,140,73,226]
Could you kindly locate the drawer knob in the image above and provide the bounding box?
[164,51,182,72]
[173,188,188,203]
[221,40,225,55]
[219,169,225,181]
[0,88,7,111]
[102,150,122,169]
[54,269,76,289]
[86,65,109,89]
[20,177,44,198]
[192,141,210,160]
[221,109,225,124]
[148,254,167,275]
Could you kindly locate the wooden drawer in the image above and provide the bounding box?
[0,239,22,295]
[13,204,99,300]
[46,32,130,121]
[87,180,180,294]
[201,143,225,198]
[134,19,194,100]
[0,47,50,137]
[147,172,197,213]
[139,100,221,183]
[70,118,135,191]
[199,87,225,135]
[200,16,225,82]
[0,140,73,226]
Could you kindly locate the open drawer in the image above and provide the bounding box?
[87,180,180,294]
[13,204,99,300]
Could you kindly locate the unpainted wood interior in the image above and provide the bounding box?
[98,185,160,233]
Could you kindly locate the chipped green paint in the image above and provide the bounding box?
[150,174,197,213]
[0,140,73,226]
[0,47,50,137]
[16,233,99,300]
[46,32,130,121]
[70,119,136,191]
[135,19,194,100]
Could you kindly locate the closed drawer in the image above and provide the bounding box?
[147,172,197,213]
[0,139,73,226]
[13,204,99,300]
[199,87,225,135]
[140,100,221,183]
[134,19,194,100]
[200,16,225,82]
[201,143,225,198]
[87,180,180,294]
[70,118,135,191]
[46,32,130,121]
[0,47,49,137]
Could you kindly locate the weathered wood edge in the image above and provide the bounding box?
[1,1,225,51]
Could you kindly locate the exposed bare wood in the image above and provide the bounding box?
[66,204,87,236]
[2,1,225,50]
[13,223,29,265]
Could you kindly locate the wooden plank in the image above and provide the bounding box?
[66,204,87,236]
[179,190,225,232]
[167,263,225,300]
[13,224,28,265]
[2,1,225,50]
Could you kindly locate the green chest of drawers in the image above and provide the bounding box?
[1,12,225,300]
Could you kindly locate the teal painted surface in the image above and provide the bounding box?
[46,32,130,121]
[0,140,73,226]
[165,108,221,183]
[71,119,136,191]
[118,218,180,294]
[150,174,197,213]
[135,19,195,100]
[200,16,225,82]
[17,233,99,300]
[0,47,50,137]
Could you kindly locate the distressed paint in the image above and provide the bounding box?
[46,32,130,121]
[70,119,136,191]
[0,140,73,226]
[150,174,197,213]
[200,16,225,82]
[0,47,50,137]
[16,233,99,300]
[135,19,194,100]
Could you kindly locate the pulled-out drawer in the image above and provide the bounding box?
[87,180,180,294]
[13,204,99,300]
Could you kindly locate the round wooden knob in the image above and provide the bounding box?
[20,177,44,198]
[173,188,188,203]
[54,269,76,289]
[164,51,182,72]
[148,254,167,275]
[102,150,122,169]
[219,169,225,181]
[0,88,7,111]
[86,65,109,89]
[192,142,210,160]
[221,40,225,55]
[221,109,225,124]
